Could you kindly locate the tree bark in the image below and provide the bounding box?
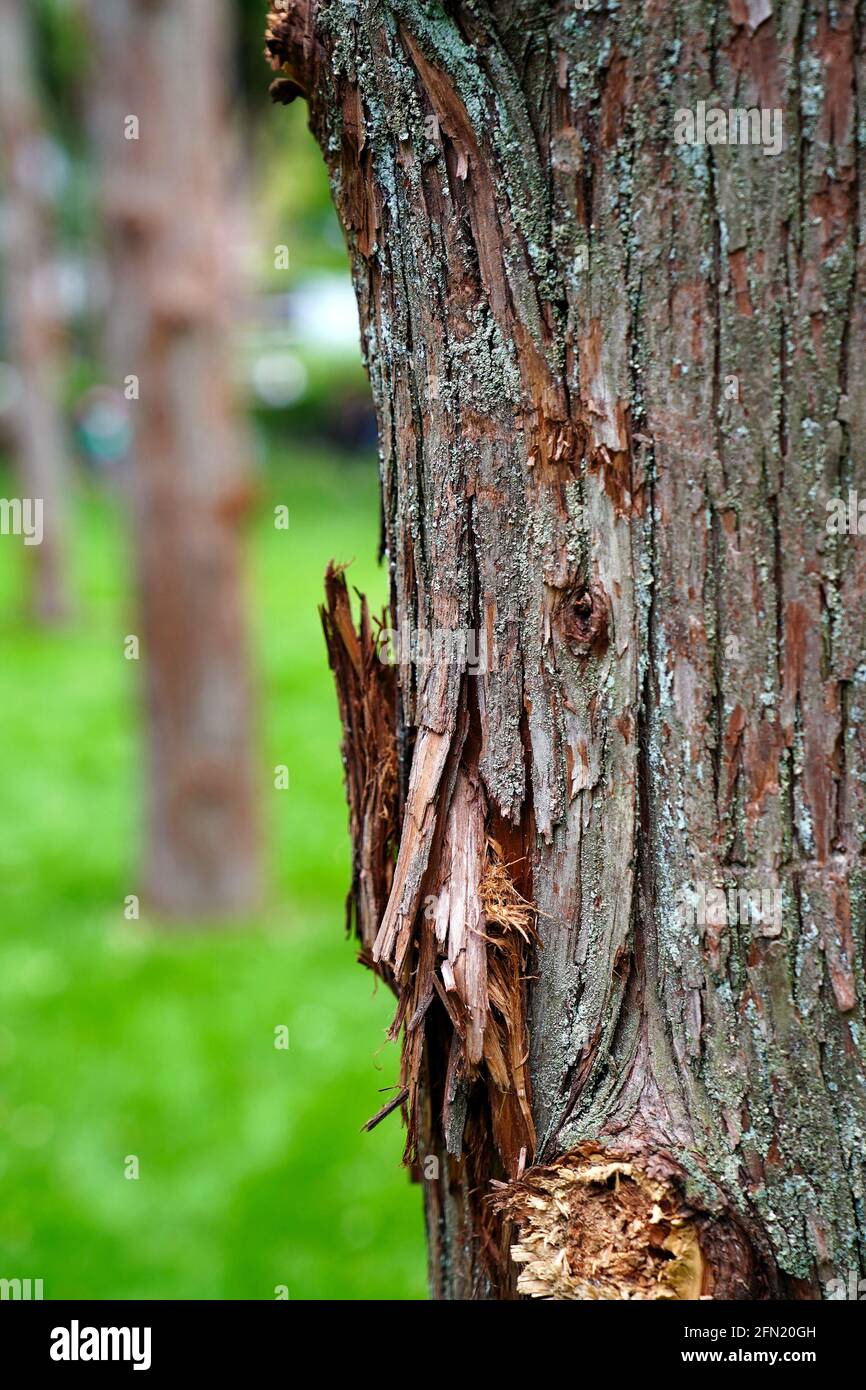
[89,0,261,917]
[0,0,71,623]
[271,0,866,1298]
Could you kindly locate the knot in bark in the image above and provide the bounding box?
[561,580,609,658]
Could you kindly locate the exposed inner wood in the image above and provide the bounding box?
[492,1149,708,1301]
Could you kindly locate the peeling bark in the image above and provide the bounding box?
[271,0,866,1299]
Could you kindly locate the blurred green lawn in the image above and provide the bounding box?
[0,448,426,1300]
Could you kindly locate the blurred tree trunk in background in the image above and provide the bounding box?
[272,1,866,1299]
[0,0,71,623]
[88,0,260,918]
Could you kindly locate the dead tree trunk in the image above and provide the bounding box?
[0,0,70,623]
[89,0,261,917]
[270,1,866,1298]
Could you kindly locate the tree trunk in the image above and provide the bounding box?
[0,0,71,623]
[270,0,866,1298]
[89,0,261,917]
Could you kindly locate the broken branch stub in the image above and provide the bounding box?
[491,1146,767,1300]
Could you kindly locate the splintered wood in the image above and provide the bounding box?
[491,1148,705,1300]
[320,563,398,971]
[321,565,537,1177]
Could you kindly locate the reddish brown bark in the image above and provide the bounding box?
[272,0,866,1299]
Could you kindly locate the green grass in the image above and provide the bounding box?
[0,447,426,1300]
